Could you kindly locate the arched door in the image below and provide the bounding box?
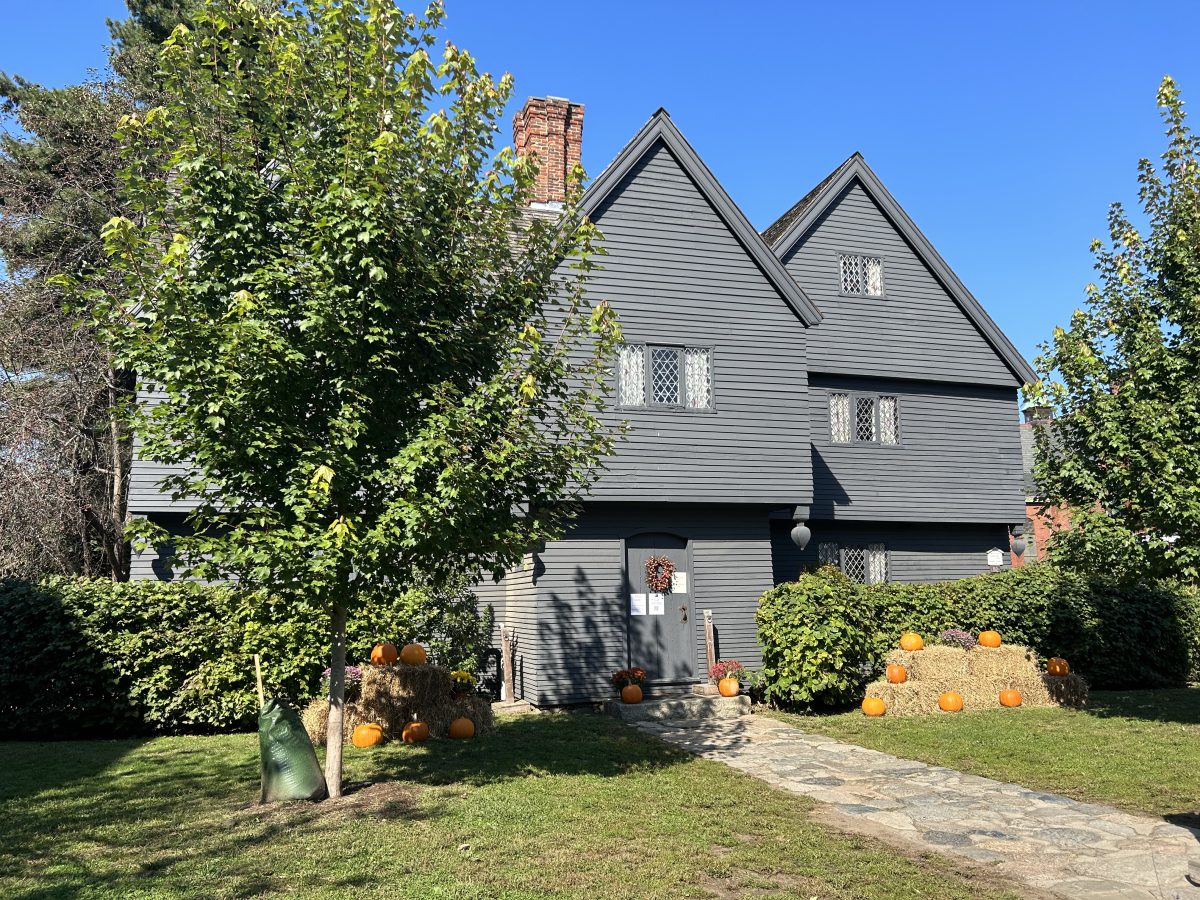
[625,532,694,682]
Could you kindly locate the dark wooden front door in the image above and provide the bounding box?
[625,533,694,682]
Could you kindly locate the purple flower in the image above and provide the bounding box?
[939,629,976,651]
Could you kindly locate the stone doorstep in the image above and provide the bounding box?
[603,694,752,722]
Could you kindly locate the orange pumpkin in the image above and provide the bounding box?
[861,697,887,717]
[401,721,430,743]
[620,683,643,704]
[899,632,924,652]
[1046,657,1070,677]
[978,630,1002,648]
[399,643,427,666]
[370,642,398,665]
[448,717,475,739]
[718,677,740,697]
[999,689,1022,708]
[351,723,384,748]
[886,664,908,684]
[938,691,964,712]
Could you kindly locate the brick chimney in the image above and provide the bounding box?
[512,96,584,207]
[1023,404,1054,425]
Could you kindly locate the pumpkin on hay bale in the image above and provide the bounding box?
[863,643,1084,717]
[302,662,493,745]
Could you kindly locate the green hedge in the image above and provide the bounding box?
[757,564,1200,709]
[0,576,493,737]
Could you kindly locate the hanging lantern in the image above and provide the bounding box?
[790,521,811,550]
[1011,523,1026,558]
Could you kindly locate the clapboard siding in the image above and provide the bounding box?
[781,181,1017,387]
[771,520,1012,584]
[533,503,775,705]
[127,387,200,513]
[583,140,812,505]
[809,374,1025,523]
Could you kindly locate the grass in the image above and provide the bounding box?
[767,688,1200,821]
[0,713,1021,900]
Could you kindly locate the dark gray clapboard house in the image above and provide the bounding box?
[127,96,1034,707]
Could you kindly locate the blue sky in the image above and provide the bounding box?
[3,0,1199,364]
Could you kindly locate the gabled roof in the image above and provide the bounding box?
[580,109,822,327]
[763,155,1037,384]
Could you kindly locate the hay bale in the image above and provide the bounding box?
[866,643,1061,716]
[1043,673,1089,707]
[302,662,494,745]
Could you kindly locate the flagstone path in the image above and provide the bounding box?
[634,715,1200,900]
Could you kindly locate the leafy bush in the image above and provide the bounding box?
[0,576,493,737]
[756,564,1198,709]
[757,567,876,707]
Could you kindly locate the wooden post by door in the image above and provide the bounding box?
[703,609,716,675]
[501,626,516,702]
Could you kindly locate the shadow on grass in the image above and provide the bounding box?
[358,710,693,788]
[1084,687,1200,727]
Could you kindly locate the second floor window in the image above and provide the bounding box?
[839,253,884,297]
[618,344,712,409]
[830,392,900,444]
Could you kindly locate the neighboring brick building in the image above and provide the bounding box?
[1011,405,1068,566]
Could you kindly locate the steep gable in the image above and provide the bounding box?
[767,157,1034,387]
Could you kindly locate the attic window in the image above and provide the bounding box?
[839,253,884,297]
[618,344,712,409]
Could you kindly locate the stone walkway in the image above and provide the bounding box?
[635,715,1200,900]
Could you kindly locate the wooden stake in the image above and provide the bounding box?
[703,610,717,675]
[253,653,265,708]
[501,626,515,702]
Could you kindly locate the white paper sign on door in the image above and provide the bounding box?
[648,593,665,615]
[629,593,647,616]
[670,571,688,593]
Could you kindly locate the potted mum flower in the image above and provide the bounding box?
[450,670,477,699]
[709,660,745,697]
[611,667,647,704]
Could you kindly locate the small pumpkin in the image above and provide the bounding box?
[886,663,908,684]
[399,643,427,666]
[620,683,643,704]
[1046,657,1070,677]
[899,632,924,652]
[370,642,398,665]
[718,676,740,697]
[351,723,384,748]
[448,717,476,739]
[978,630,1002,649]
[861,697,887,717]
[938,691,964,713]
[401,721,430,743]
[999,689,1022,708]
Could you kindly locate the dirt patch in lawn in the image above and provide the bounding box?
[228,780,420,826]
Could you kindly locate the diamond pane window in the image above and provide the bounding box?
[856,396,877,442]
[866,543,889,584]
[818,542,839,567]
[842,546,867,583]
[684,348,712,409]
[830,393,851,443]
[618,344,645,406]
[651,347,681,405]
[839,253,885,297]
[880,395,899,444]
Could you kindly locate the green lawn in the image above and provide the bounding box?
[0,714,1020,900]
[767,688,1200,821]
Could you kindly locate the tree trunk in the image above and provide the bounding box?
[323,603,349,799]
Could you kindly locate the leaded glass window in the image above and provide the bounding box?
[818,542,839,567]
[856,396,877,442]
[651,347,681,405]
[618,344,645,406]
[684,348,712,409]
[880,395,899,444]
[866,543,888,584]
[842,546,867,583]
[829,393,851,443]
[839,253,885,297]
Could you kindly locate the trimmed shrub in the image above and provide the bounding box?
[757,567,876,707]
[756,564,1198,709]
[0,576,493,737]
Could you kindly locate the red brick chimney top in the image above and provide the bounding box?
[512,96,584,207]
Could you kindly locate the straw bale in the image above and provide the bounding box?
[887,645,968,683]
[303,662,494,745]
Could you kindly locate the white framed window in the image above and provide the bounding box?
[830,391,901,445]
[839,253,885,297]
[617,344,713,410]
[819,542,889,584]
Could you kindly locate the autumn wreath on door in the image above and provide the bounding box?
[645,555,675,593]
